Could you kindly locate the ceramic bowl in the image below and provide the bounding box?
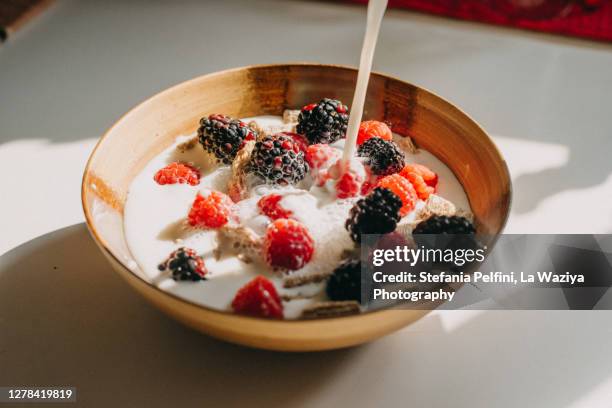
[82,63,511,351]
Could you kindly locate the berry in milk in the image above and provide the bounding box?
[124,105,475,320]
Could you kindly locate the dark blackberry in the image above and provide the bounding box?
[158,247,208,281]
[413,215,476,235]
[296,98,349,144]
[345,187,402,243]
[413,216,478,265]
[246,133,309,185]
[357,137,405,176]
[326,259,361,302]
[198,114,257,164]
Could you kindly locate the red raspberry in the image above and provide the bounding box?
[399,164,438,200]
[377,174,417,216]
[154,162,200,186]
[257,194,293,220]
[231,276,283,319]
[335,170,362,199]
[326,159,364,199]
[401,171,434,200]
[357,120,393,145]
[401,164,438,188]
[264,219,314,270]
[305,143,338,170]
[187,191,235,228]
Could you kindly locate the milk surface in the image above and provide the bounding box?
[123,116,471,319]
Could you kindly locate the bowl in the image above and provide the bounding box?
[82,63,511,351]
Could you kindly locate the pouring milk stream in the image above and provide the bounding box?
[341,0,388,166]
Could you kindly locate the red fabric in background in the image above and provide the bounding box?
[345,0,612,42]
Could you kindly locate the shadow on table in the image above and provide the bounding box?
[0,224,356,407]
[510,139,612,216]
[1,224,612,407]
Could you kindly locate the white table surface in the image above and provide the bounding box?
[1,0,611,407]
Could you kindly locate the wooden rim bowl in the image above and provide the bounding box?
[81,63,511,352]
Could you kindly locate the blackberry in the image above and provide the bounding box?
[296,98,349,144]
[326,259,361,302]
[158,247,208,281]
[412,215,476,235]
[246,133,309,185]
[357,137,405,176]
[345,187,402,243]
[198,114,257,164]
[413,216,478,263]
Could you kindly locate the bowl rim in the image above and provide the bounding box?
[81,62,512,324]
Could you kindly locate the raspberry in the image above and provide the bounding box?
[335,171,362,199]
[198,114,257,164]
[231,276,283,319]
[158,247,207,281]
[334,163,363,199]
[153,162,200,186]
[264,219,314,270]
[400,171,433,200]
[345,187,402,243]
[305,143,338,171]
[257,194,293,220]
[407,163,438,188]
[246,133,309,185]
[297,98,349,144]
[377,174,417,216]
[357,120,392,145]
[326,259,361,302]
[357,137,405,176]
[400,164,438,200]
[187,191,235,228]
[323,158,365,199]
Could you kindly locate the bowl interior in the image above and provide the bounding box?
[82,63,511,312]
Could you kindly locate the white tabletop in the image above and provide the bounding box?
[1,1,611,406]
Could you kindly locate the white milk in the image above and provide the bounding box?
[123,116,471,319]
